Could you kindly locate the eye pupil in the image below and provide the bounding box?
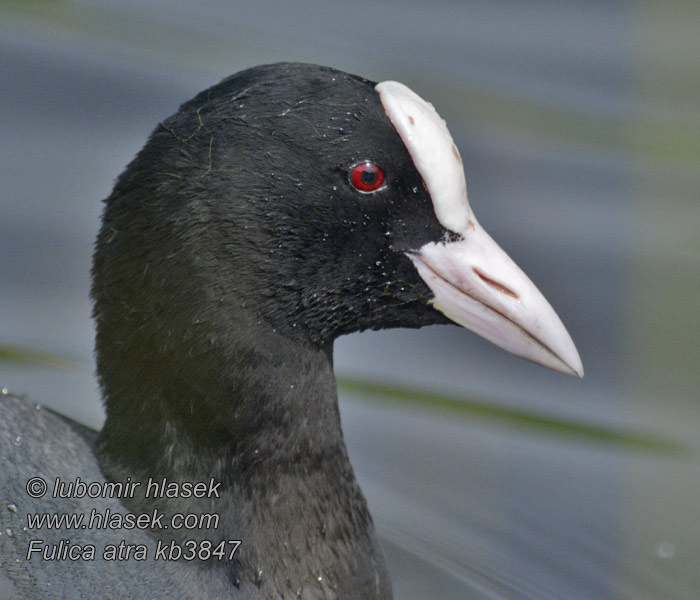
[350,161,385,193]
[361,170,377,185]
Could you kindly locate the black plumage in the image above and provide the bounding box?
[2,63,453,599]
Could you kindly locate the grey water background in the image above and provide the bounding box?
[1,1,699,598]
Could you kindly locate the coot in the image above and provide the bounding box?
[0,63,581,599]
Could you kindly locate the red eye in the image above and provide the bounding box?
[349,162,385,193]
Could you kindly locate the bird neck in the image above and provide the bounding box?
[97,331,390,597]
